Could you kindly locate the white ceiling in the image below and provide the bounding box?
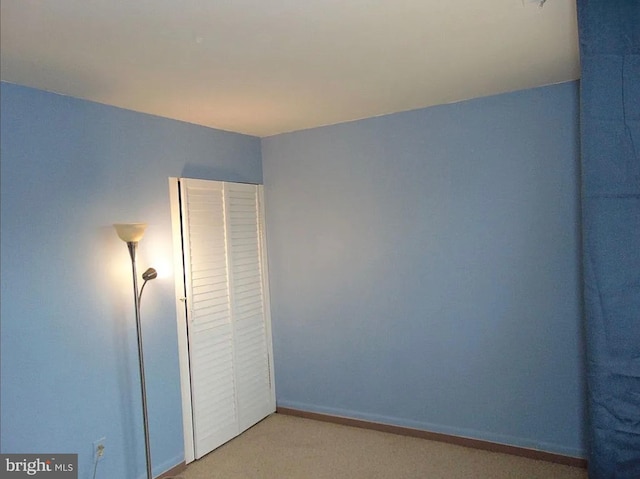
[1,0,579,137]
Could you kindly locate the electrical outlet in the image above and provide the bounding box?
[93,437,106,462]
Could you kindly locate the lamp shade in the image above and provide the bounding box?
[142,268,158,281]
[114,223,148,243]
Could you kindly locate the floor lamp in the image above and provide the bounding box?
[114,223,157,479]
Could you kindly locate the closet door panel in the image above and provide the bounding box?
[225,183,273,432]
[181,179,238,459]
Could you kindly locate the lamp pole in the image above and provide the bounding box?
[126,240,153,479]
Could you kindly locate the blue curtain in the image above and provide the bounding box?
[577,1,640,477]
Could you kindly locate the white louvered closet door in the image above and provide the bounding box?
[178,178,275,460]
[224,182,274,433]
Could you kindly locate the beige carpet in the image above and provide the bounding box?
[177,413,587,479]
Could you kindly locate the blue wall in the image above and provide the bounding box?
[1,80,586,470]
[0,82,262,478]
[262,81,585,457]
